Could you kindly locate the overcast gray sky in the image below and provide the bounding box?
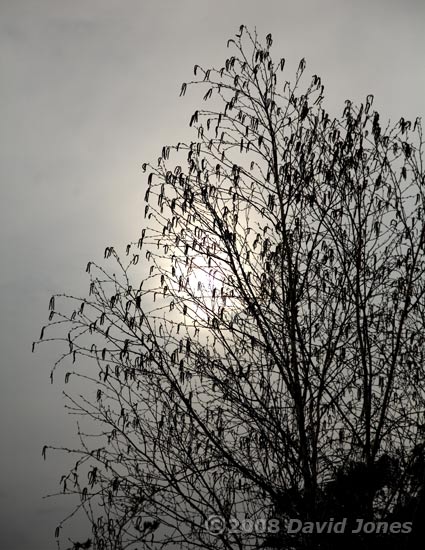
[0,1,424,548]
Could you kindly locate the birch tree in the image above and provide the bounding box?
[36,26,425,550]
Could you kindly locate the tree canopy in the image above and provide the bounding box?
[36,26,425,550]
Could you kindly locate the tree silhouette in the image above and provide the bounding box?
[36,26,425,550]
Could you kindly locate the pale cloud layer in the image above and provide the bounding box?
[0,1,424,548]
